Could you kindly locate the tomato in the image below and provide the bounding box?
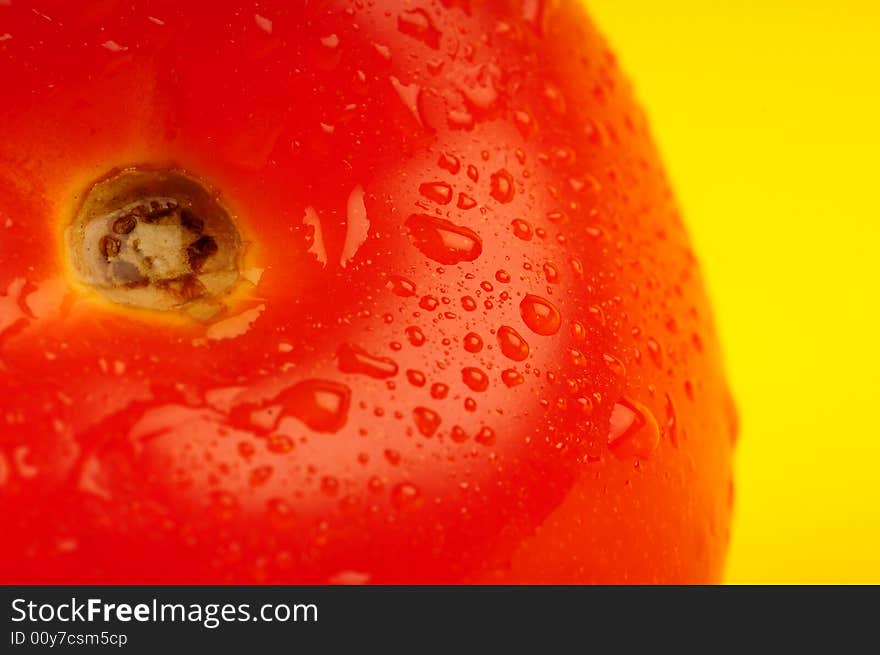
[0,0,736,583]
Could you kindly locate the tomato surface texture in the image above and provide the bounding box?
[0,0,736,583]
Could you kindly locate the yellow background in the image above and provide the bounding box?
[589,1,880,582]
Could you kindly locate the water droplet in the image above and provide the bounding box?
[450,426,469,443]
[405,214,482,264]
[321,34,340,48]
[267,433,295,454]
[373,42,392,60]
[490,169,515,203]
[430,382,449,399]
[461,295,477,311]
[542,82,567,115]
[461,367,489,392]
[321,476,340,496]
[464,397,477,412]
[386,275,417,297]
[254,14,273,34]
[457,193,477,210]
[603,353,626,378]
[587,305,606,326]
[438,152,460,174]
[391,482,424,510]
[513,109,533,137]
[275,379,351,433]
[397,8,441,48]
[413,407,441,437]
[646,337,663,368]
[467,164,479,182]
[340,185,369,268]
[542,262,559,284]
[267,498,295,527]
[520,294,561,336]
[511,218,533,240]
[406,369,426,387]
[607,398,660,459]
[102,40,129,53]
[474,426,496,446]
[390,76,424,127]
[571,320,586,341]
[419,295,439,311]
[501,369,524,387]
[664,392,678,445]
[495,269,511,283]
[463,332,483,353]
[385,449,402,466]
[419,181,453,204]
[249,466,273,487]
[337,343,399,379]
[497,325,530,361]
[405,325,426,346]
[303,206,328,267]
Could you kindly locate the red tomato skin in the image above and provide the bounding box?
[0,1,736,583]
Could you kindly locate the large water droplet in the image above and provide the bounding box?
[501,369,524,387]
[490,169,515,203]
[438,152,460,174]
[390,76,424,127]
[340,185,369,268]
[386,275,417,297]
[461,367,489,392]
[337,343,399,379]
[405,214,482,264]
[275,379,351,433]
[607,397,660,459]
[497,325,530,361]
[419,181,453,205]
[413,406,441,437]
[405,325,426,347]
[511,218,533,241]
[646,337,663,368]
[519,294,561,336]
[603,353,626,378]
[474,426,496,446]
[419,295,439,311]
[430,383,449,400]
[457,193,477,210]
[267,434,294,454]
[463,332,483,353]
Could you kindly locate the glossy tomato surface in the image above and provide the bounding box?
[0,0,736,583]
